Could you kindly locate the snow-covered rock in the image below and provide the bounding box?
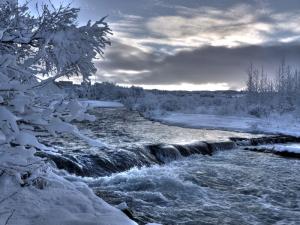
[259,143,300,154]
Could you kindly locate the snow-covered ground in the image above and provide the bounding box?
[154,112,300,137]
[258,143,300,154]
[0,146,137,225]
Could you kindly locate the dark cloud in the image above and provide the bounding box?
[96,41,300,89]
[98,41,156,71]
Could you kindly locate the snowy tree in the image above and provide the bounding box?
[245,59,300,116]
[0,3,138,225]
[0,0,111,192]
[0,1,111,83]
[0,0,111,143]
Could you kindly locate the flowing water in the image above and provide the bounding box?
[41,108,300,225]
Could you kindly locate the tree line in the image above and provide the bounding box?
[246,60,300,108]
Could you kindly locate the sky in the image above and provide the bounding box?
[20,0,300,90]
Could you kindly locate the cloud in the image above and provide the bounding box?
[95,41,300,89]
[91,2,300,90]
[110,3,300,56]
[145,4,300,48]
[22,1,300,51]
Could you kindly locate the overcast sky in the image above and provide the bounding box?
[21,0,300,90]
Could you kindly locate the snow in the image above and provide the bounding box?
[80,100,124,109]
[0,146,137,225]
[260,144,300,154]
[154,112,300,136]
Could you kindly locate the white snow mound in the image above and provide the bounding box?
[0,146,137,225]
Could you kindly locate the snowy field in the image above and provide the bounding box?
[154,112,300,137]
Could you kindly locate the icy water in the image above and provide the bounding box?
[42,108,300,225]
[75,108,260,147]
[91,150,300,225]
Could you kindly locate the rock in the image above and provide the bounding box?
[35,151,85,176]
[32,177,47,190]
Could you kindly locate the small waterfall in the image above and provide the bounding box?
[205,141,236,151]
[36,135,299,177]
[147,144,183,163]
[174,141,212,156]
[147,141,237,164]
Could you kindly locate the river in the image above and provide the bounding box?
[40,108,300,225]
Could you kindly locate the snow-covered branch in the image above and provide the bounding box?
[0,0,111,151]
